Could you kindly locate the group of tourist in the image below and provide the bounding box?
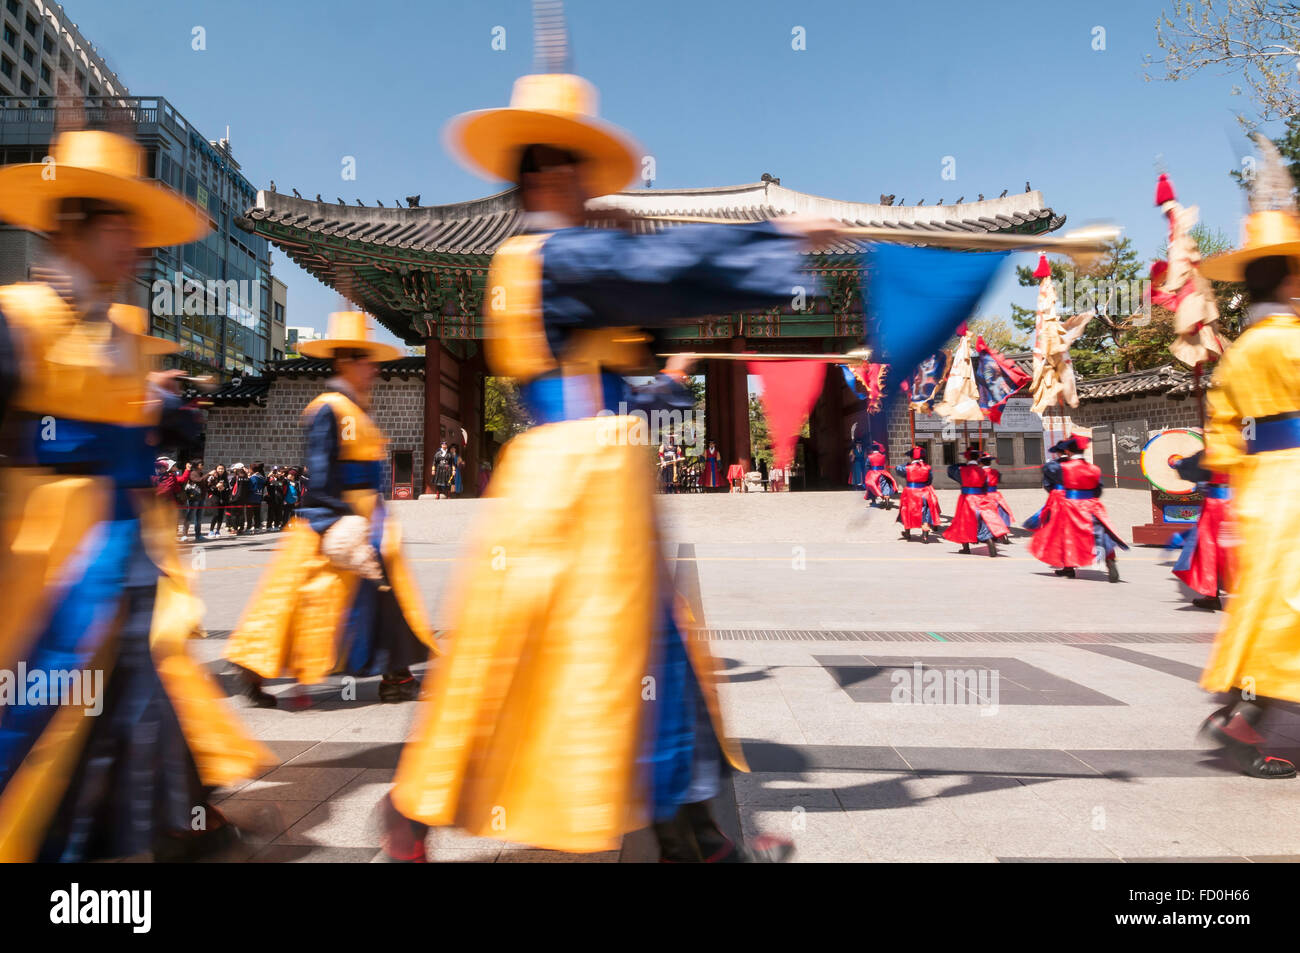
[154,458,308,540]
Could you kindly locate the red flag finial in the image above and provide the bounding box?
[1033,253,1051,279]
[1155,172,1176,207]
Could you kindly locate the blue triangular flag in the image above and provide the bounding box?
[862,244,1009,412]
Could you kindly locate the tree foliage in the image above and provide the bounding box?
[1148,0,1300,121]
[960,316,1029,354]
[484,377,533,440]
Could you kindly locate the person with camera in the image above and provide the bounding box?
[205,463,229,538]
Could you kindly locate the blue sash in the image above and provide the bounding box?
[1065,488,1100,500]
[1202,485,1230,500]
[1246,415,1300,454]
[338,459,383,490]
[960,487,986,495]
[26,418,157,486]
[906,481,928,489]
[869,465,884,471]
[521,371,627,425]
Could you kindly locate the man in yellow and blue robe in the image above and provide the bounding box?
[226,313,438,706]
[386,83,833,857]
[0,130,271,861]
[1198,234,1300,779]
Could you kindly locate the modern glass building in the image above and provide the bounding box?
[0,95,273,381]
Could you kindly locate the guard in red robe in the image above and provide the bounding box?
[1028,435,1128,581]
[894,445,942,541]
[862,441,899,508]
[1171,450,1232,610]
[980,452,1014,544]
[1022,441,1067,531]
[943,448,1008,556]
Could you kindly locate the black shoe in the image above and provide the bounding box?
[240,669,277,708]
[1107,560,1120,583]
[1200,710,1298,779]
[961,543,971,554]
[379,674,419,703]
[154,806,242,862]
[1054,567,1076,578]
[921,530,930,544]
[901,529,912,541]
[1192,595,1223,611]
[987,538,997,558]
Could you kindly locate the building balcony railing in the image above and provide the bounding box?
[0,96,175,131]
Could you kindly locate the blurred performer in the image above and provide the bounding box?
[1027,435,1127,581]
[848,438,867,489]
[0,128,271,861]
[701,440,722,491]
[1195,167,1300,778]
[894,445,941,542]
[226,312,438,707]
[862,441,898,508]
[943,448,1007,556]
[1170,450,1232,611]
[1022,440,1067,531]
[980,452,1013,543]
[385,50,830,862]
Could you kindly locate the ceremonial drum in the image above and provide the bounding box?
[1132,428,1205,544]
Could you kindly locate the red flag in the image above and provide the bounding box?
[749,360,828,471]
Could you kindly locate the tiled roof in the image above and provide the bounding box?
[1077,364,1193,401]
[1003,352,1196,402]
[191,357,425,406]
[239,181,1065,259]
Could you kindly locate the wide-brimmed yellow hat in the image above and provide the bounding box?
[108,304,181,356]
[446,72,641,198]
[1200,210,1300,282]
[0,129,209,248]
[298,311,402,362]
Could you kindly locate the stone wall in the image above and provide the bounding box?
[202,375,431,496]
[1068,393,1202,434]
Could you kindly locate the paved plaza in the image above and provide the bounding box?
[185,487,1291,863]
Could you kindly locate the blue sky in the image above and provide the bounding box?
[69,0,1273,346]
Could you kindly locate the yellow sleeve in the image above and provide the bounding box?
[1203,357,1245,473]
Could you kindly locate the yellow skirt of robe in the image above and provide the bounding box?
[1201,447,1300,702]
[225,499,437,685]
[0,473,273,861]
[392,415,744,853]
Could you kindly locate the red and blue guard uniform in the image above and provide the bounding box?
[1171,450,1232,601]
[1028,442,1129,574]
[1023,441,1067,530]
[895,451,941,532]
[943,454,1008,545]
[981,459,1014,528]
[862,443,899,505]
